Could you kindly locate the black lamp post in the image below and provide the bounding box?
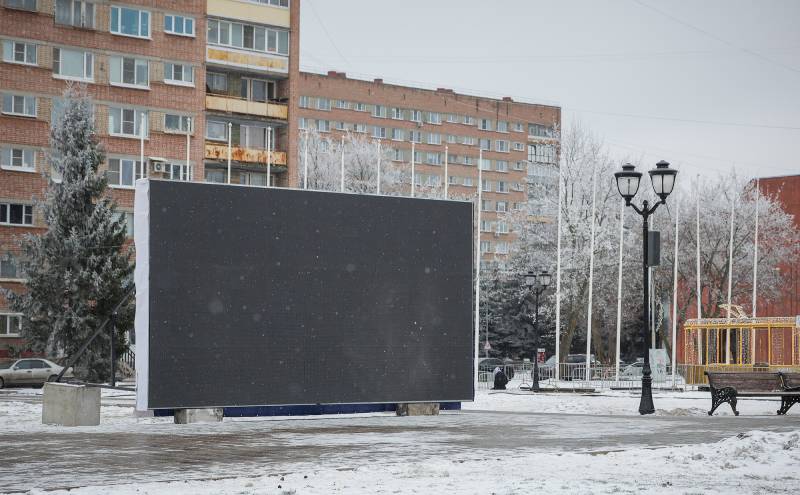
[614,160,677,415]
[524,269,551,392]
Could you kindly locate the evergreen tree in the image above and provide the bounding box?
[4,85,134,382]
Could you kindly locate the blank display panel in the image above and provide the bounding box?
[135,180,474,410]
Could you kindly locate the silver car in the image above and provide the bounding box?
[0,358,74,388]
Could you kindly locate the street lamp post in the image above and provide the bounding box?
[614,160,677,415]
[524,269,551,392]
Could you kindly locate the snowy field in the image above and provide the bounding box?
[2,387,799,494]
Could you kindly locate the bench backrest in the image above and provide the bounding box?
[705,372,782,392]
[781,372,800,389]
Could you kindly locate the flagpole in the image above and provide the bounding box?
[411,141,416,198]
[376,139,381,195]
[185,118,191,181]
[671,190,680,387]
[474,148,483,389]
[615,202,624,382]
[444,145,449,198]
[340,135,345,192]
[585,159,597,382]
[554,157,563,382]
[751,178,760,362]
[726,184,735,364]
[139,112,145,179]
[695,175,702,364]
[226,122,232,184]
[303,129,309,189]
[266,126,272,187]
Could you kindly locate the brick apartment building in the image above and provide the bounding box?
[296,70,562,263]
[0,0,298,356]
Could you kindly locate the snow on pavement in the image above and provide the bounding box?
[19,430,800,494]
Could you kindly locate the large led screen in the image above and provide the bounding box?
[134,180,474,410]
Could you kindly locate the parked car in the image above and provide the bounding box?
[621,362,644,378]
[563,354,598,381]
[0,358,74,388]
[478,358,515,381]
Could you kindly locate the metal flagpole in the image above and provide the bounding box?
[340,135,345,192]
[266,126,272,187]
[751,178,760,362]
[695,175,702,363]
[139,112,145,180]
[585,159,598,381]
[555,158,563,382]
[671,190,680,387]
[444,145,449,198]
[303,129,309,189]
[726,185,735,364]
[186,118,191,180]
[376,139,381,195]
[226,122,232,184]
[649,213,655,349]
[411,141,416,198]
[474,148,483,389]
[615,202,624,382]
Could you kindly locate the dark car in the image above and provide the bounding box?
[478,358,515,380]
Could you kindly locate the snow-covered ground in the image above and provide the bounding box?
[3,387,799,494]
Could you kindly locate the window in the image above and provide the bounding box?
[110,6,150,38]
[53,48,93,81]
[372,126,387,139]
[496,201,508,213]
[391,107,404,120]
[496,221,509,234]
[354,102,367,112]
[1,147,35,171]
[391,128,404,141]
[495,140,509,152]
[207,18,289,56]
[448,175,458,185]
[497,181,508,193]
[354,123,367,133]
[164,62,194,86]
[480,158,491,170]
[317,98,330,111]
[164,14,194,37]
[205,169,225,183]
[241,78,272,102]
[528,123,553,138]
[412,150,421,163]
[299,95,310,108]
[528,144,556,163]
[206,72,227,93]
[55,0,94,28]
[247,0,289,6]
[109,56,148,88]
[480,220,492,232]
[165,163,191,181]
[1,94,36,117]
[206,121,227,141]
[463,177,473,187]
[240,172,267,187]
[335,99,350,109]
[409,110,421,123]
[481,179,491,192]
[513,142,524,151]
[408,130,422,143]
[334,121,346,131]
[317,120,330,132]
[427,133,441,145]
[425,152,441,165]
[391,148,403,161]
[496,160,508,172]
[372,105,386,118]
[240,125,267,148]
[495,241,509,254]
[114,211,134,237]
[463,115,475,125]
[0,253,20,279]
[447,114,459,123]
[0,314,22,337]
[479,119,492,131]
[514,160,526,171]
[108,107,147,138]
[2,40,36,65]
[480,241,491,254]
[447,154,458,164]
[164,114,191,134]
[446,134,457,144]
[4,0,36,11]
[106,158,144,187]
[426,112,441,124]
[479,138,491,151]
[0,203,33,225]
[463,156,473,166]
[514,122,524,132]
[497,121,508,132]
[462,136,475,146]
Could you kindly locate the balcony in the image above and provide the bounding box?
[206,95,288,120]
[205,143,286,166]
[207,46,288,75]
[207,0,290,28]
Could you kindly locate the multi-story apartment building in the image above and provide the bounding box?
[0,0,299,357]
[296,70,561,262]
[202,0,299,187]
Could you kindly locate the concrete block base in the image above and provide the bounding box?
[396,402,440,416]
[42,382,101,426]
[174,408,224,424]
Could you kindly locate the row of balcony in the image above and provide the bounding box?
[204,144,286,166]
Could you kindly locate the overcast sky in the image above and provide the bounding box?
[299,0,800,181]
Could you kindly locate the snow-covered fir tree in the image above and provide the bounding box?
[4,85,134,382]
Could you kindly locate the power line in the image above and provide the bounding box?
[632,0,800,75]
[304,0,352,70]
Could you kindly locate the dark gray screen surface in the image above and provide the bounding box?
[145,180,474,409]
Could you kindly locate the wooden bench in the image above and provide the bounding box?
[704,371,800,416]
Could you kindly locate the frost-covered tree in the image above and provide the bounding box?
[4,85,134,382]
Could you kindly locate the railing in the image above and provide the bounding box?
[205,94,288,119]
[204,143,287,165]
